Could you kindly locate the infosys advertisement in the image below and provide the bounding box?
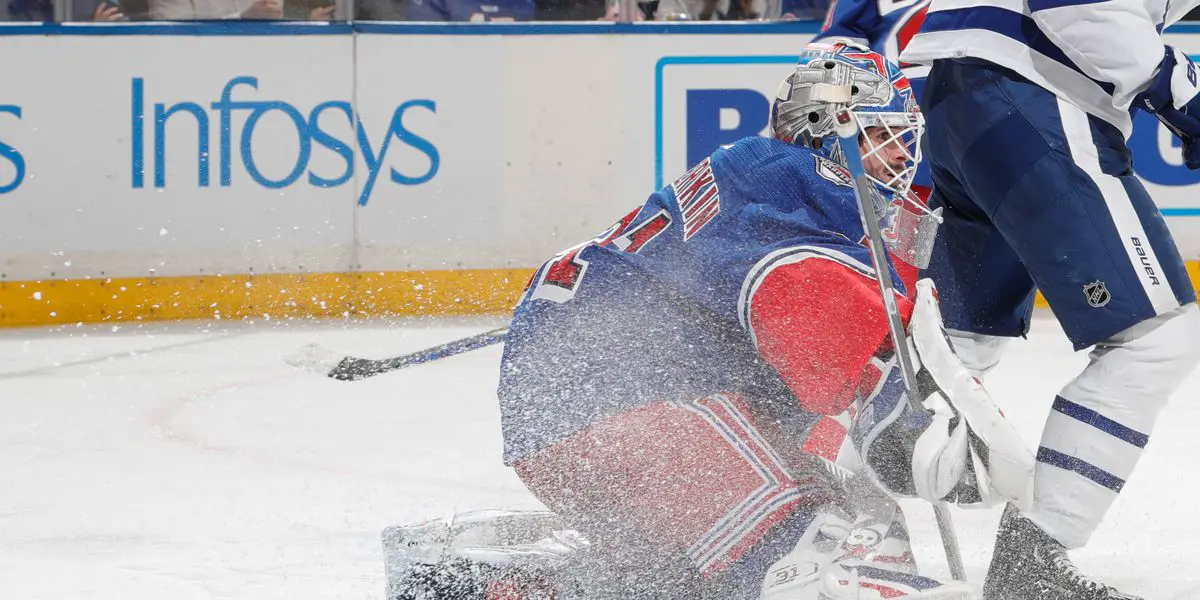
[1,28,1199,287]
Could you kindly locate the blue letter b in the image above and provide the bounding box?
[686,89,769,169]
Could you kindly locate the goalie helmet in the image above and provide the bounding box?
[770,40,923,197]
[770,40,939,268]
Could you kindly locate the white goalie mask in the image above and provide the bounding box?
[770,40,942,268]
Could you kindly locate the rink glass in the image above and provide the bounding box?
[5,0,829,22]
[11,0,1200,23]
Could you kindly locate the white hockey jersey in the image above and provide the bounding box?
[899,0,1200,137]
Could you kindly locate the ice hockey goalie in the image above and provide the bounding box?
[381,41,1034,600]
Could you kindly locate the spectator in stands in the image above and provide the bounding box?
[285,0,335,18]
[356,0,406,18]
[539,0,605,20]
[75,0,134,20]
[777,0,825,19]
[356,0,405,18]
[722,0,761,18]
[3,0,133,20]
[401,0,534,21]
[2,0,52,20]
[653,0,719,20]
[652,0,825,19]
[648,0,747,19]
[149,0,335,19]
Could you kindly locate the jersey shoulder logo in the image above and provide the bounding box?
[814,155,854,188]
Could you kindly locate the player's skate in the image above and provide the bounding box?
[982,504,1142,600]
[761,509,972,600]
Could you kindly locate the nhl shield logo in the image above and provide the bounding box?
[1084,281,1111,308]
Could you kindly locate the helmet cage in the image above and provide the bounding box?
[854,111,923,202]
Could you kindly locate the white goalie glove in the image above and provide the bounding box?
[848,279,1034,510]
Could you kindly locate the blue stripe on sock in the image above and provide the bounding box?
[1052,397,1149,448]
[1028,0,1107,12]
[1037,447,1126,492]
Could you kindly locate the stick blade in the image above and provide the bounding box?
[284,342,347,377]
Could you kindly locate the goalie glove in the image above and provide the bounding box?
[848,279,1035,510]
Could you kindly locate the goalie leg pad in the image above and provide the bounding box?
[909,279,1036,510]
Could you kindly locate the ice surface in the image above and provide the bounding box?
[1,312,1197,599]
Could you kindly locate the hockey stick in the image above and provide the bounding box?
[836,115,968,581]
[284,327,509,381]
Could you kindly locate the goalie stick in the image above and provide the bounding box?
[284,327,509,381]
[836,110,968,581]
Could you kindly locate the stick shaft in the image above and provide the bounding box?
[329,327,509,381]
[838,125,967,581]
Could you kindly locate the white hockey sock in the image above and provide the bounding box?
[1028,302,1200,548]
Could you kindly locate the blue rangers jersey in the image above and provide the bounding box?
[404,0,533,21]
[900,0,1200,137]
[497,136,909,465]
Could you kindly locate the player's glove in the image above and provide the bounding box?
[1134,46,1200,169]
[847,280,1035,509]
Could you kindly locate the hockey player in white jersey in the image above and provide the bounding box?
[901,2,1200,599]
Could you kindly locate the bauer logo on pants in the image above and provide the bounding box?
[1084,281,1111,308]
